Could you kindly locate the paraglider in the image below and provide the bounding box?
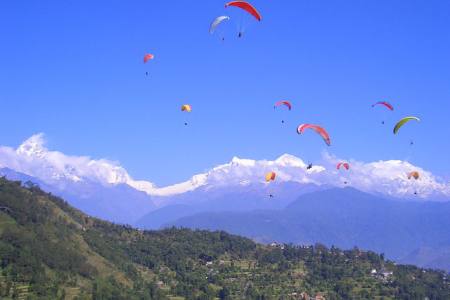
[336,162,350,170]
[225,1,261,37]
[274,101,292,123]
[181,104,192,125]
[297,124,331,146]
[408,171,420,195]
[307,163,313,170]
[372,101,394,124]
[210,16,230,35]
[265,171,276,198]
[393,116,420,134]
[143,54,154,76]
[337,162,350,185]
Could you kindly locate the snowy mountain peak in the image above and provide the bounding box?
[230,157,256,167]
[275,153,306,167]
[16,133,47,158]
[4,134,142,187]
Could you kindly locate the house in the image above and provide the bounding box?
[315,293,326,300]
[299,292,309,300]
[372,268,394,282]
[382,270,393,278]
[269,242,286,250]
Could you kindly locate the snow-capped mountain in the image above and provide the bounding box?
[0,134,157,224]
[145,152,450,201]
[5,133,152,188]
[0,134,449,225]
[1,134,449,200]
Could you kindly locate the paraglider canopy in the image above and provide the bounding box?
[181,104,192,112]
[274,101,292,111]
[372,101,394,111]
[297,124,331,146]
[408,171,420,180]
[210,16,231,34]
[225,1,262,21]
[393,116,420,134]
[143,54,154,63]
[337,162,350,170]
[265,171,276,182]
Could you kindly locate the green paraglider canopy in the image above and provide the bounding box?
[393,116,420,134]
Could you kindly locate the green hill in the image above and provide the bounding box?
[0,178,448,299]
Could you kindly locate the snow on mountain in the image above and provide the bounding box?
[188,154,325,188]
[150,152,449,199]
[0,134,449,200]
[322,153,450,199]
[0,133,141,187]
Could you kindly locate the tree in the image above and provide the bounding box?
[219,286,231,300]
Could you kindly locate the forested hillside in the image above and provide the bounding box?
[0,178,448,299]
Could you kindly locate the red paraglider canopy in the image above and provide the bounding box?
[372,101,394,111]
[337,162,350,170]
[143,54,154,63]
[274,101,292,110]
[225,1,262,21]
[297,124,331,146]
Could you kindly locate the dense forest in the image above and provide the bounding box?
[0,178,448,299]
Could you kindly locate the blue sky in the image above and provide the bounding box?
[1,0,449,185]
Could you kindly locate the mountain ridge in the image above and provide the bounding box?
[164,188,450,271]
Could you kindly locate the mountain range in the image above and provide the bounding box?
[160,188,450,271]
[1,134,450,272]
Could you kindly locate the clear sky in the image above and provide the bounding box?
[1,0,449,186]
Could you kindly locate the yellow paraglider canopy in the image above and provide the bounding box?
[181,104,192,112]
[265,171,276,182]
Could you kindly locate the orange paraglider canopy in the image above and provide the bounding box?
[408,171,420,180]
